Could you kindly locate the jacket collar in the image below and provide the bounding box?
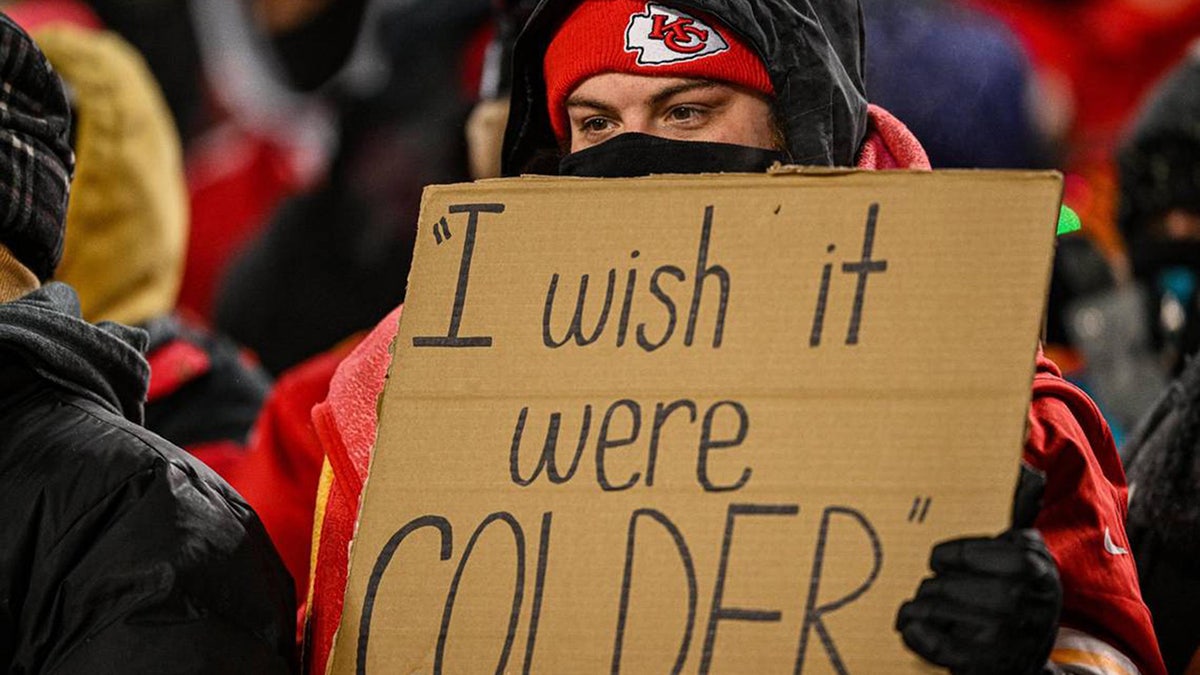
[0,282,149,423]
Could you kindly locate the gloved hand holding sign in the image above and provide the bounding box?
[896,464,1063,675]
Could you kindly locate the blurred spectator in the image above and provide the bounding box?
[1054,236,1167,442]
[1123,351,1200,674]
[863,0,1047,169]
[1118,48,1200,377]
[215,0,491,375]
[254,0,367,93]
[5,11,278,477]
[1117,48,1200,675]
[180,0,351,317]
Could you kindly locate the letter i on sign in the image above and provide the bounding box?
[413,203,505,348]
[809,204,887,348]
[810,245,836,347]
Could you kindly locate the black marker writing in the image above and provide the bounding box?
[413,203,505,349]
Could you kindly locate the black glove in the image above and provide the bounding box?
[896,466,1062,674]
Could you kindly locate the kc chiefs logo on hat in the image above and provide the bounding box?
[625,3,730,66]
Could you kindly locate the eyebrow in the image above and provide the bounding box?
[647,80,720,108]
[565,97,619,115]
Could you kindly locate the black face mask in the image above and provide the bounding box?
[559,132,789,178]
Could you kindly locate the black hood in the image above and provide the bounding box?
[502,0,869,175]
[1117,54,1200,248]
[0,283,149,423]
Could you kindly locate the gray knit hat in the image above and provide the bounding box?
[0,12,74,281]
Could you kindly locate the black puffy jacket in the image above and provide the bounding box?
[1123,350,1200,674]
[0,283,295,673]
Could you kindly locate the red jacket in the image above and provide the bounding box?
[300,107,1164,674]
[1030,354,1165,675]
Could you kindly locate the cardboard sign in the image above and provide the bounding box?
[329,171,1063,674]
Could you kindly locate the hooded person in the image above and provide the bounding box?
[1122,350,1200,675]
[33,17,274,473]
[0,12,297,672]
[299,2,1162,674]
[1117,51,1200,675]
[2,14,276,480]
[1117,50,1200,378]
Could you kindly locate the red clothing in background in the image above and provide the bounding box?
[228,342,354,600]
[179,131,310,318]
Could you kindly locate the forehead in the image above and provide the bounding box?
[567,73,722,107]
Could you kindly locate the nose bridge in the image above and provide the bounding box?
[619,107,655,135]
[622,119,651,135]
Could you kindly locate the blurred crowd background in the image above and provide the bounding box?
[2,0,1200,670]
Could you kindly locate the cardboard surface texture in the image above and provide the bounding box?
[330,171,1063,674]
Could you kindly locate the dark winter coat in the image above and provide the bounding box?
[1116,55,1200,374]
[0,283,296,673]
[502,0,870,174]
[1117,52,1200,285]
[1124,352,1200,674]
[1117,53,1200,250]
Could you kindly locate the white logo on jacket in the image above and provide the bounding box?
[1103,527,1129,556]
[625,3,730,66]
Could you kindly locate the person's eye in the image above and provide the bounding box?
[667,105,706,124]
[581,117,614,134]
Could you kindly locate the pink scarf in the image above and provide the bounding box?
[856,104,932,170]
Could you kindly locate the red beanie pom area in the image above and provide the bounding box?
[544,1,774,143]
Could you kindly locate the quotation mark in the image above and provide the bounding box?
[433,217,452,245]
[907,497,932,524]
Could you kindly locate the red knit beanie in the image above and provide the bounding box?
[544,1,774,142]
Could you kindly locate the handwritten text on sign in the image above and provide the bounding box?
[330,172,1062,674]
